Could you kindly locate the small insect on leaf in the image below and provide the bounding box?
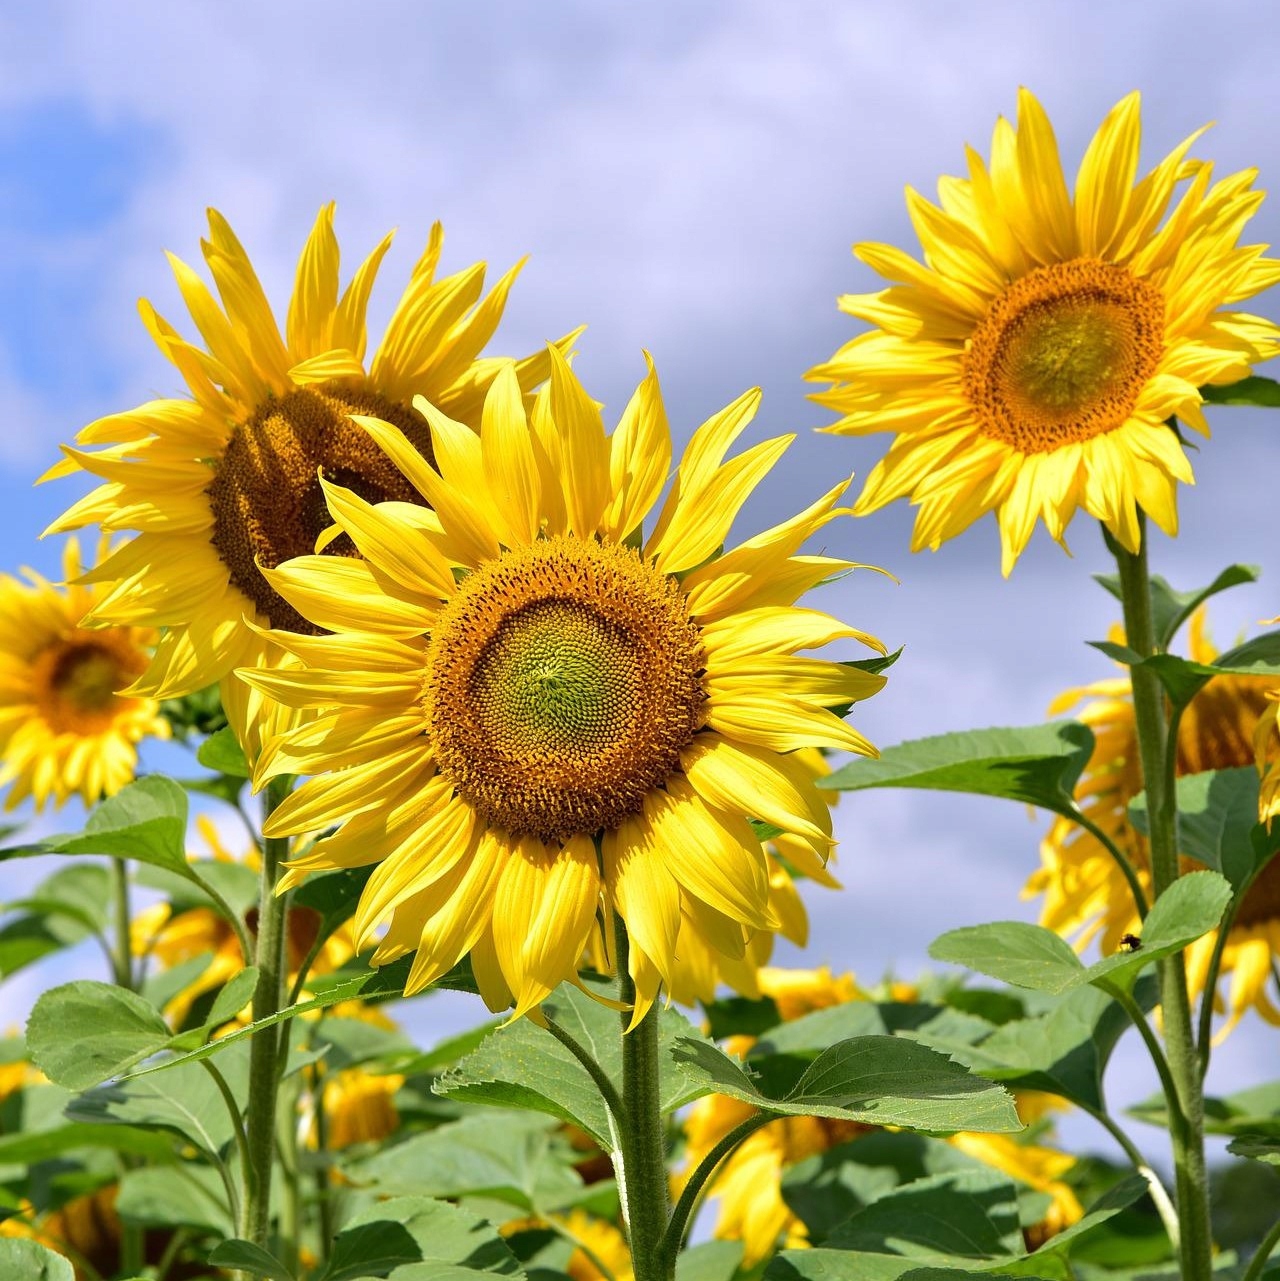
[1118,933,1142,952]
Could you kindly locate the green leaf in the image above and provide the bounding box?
[196,725,250,777]
[203,966,260,1030]
[702,995,782,1040]
[345,1112,582,1213]
[318,1196,526,1279]
[931,874,1231,998]
[1214,630,1280,678]
[0,1112,176,1163]
[1227,1134,1280,1166]
[46,776,190,872]
[435,982,716,1147]
[0,1240,75,1281]
[142,952,217,1014]
[671,1035,1021,1133]
[206,1240,296,1281]
[1095,630,1280,710]
[1201,374,1280,407]
[929,924,1084,994]
[1132,1080,1280,1138]
[117,1162,234,1235]
[66,1047,250,1158]
[825,1167,1024,1258]
[675,1241,744,1281]
[1133,767,1280,891]
[27,981,173,1089]
[822,723,1094,818]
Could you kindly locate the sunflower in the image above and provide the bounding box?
[806,89,1280,575]
[1026,610,1280,1037]
[240,352,885,1019]
[0,537,167,812]
[678,968,1081,1265]
[0,1187,121,1281]
[44,204,574,753]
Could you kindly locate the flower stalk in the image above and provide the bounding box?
[1108,518,1213,1278]
[613,917,673,1281]
[242,775,292,1248]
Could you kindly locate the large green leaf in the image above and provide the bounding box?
[116,1162,234,1235]
[0,1119,175,1164]
[822,723,1094,818]
[1132,767,1280,892]
[434,982,715,1147]
[0,1240,75,1281]
[27,981,173,1089]
[345,1112,582,1213]
[672,1035,1020,1133]
[318,1195,526,1279]
[930,873,1231,997]
[205,1240,295,1281]
[66,1046,250,1158]
[195,725,250,778]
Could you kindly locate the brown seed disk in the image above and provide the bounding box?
[31,632,148,734]
[425,536,707,843]
[207,383,431,633]
[963,258,1165,454]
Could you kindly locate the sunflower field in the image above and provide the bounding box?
[2,15,1280,1281]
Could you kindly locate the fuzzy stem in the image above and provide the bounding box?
[613,916,672,1281]
[1108,519,1214,1280]
[241,776,292,1248]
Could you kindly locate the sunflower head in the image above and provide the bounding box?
[807,89,1280,574]
[1027,608,1280,1036]
[244,351,886,1022]
[42,205,576,758]
[0,537,168,812]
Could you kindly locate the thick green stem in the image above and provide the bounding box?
[1109,520,1214,1279]
[311,1061,335,1258]
[110,856,134,990]
[242,775,292,1248]
[613,917,672,1281]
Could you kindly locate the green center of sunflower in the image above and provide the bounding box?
[425,535,706,843]
[207,383,431,633]
[963,258,1165,454]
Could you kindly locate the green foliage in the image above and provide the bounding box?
[435,982,714,1146]
[206,1239,296,1281]
[822,722,1094,818]
[929,872,1232,996]
[0,1240,75,1281]
[195,724,251,777]
[1093,563,1260,651]
[27,981,173,1089]
[1092,629,1280,708]
[670,1033,1021,1133]
[0,863,111,977]
[1201,374,1280,407]
[116,1162,234,1235]
[1132,1080,1280,1138]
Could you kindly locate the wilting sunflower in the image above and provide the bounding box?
[241,352,885,1020]
[0,537,167,812]
[44,204,573,752]
[678,968,1082,1265]
[1027,610,1280,1037]
[806,89,1280,574]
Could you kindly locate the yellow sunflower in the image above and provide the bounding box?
[1026,610,1280,1038]
[0,537,167,812]
[678,968,1081,1266]
[240,352,885,1020]
[0,1187,120,1281]
[806,89,1280,575]
[44,204,574,752]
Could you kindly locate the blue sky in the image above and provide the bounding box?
[1,1,1278,1158]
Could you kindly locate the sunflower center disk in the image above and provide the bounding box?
[426,536,707,843]
[207,383,431,633]
[37,637,144,734]
[963,258,1164,454]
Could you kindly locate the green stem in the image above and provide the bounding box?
[1080,1102,1180,1248]
[311,1061,335,1258]
[277,1075,302,1276]
[1197,889,1244,1074]
[1243,1211,1280,1281]
[662,1113,773,1266]
[110,856,134,990]
[613,916,672,1281]
[544,1015,627,1125]
[242,775,292,1248]
[1072,809,1150,919]
[200,1059,248,1231]
[1108,519,1214,1280]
